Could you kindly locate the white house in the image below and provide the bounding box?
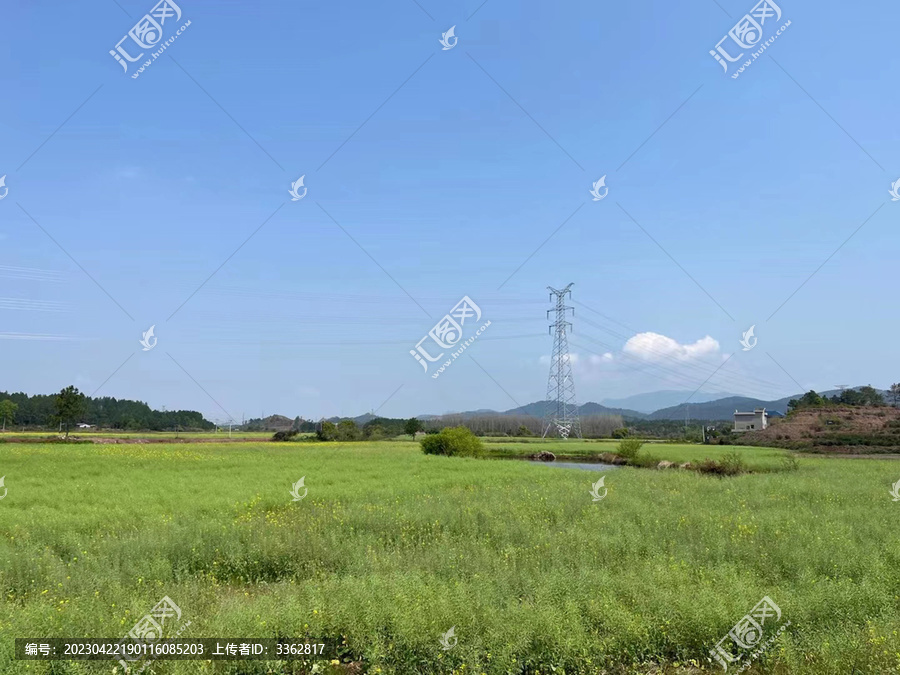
[733,409,767,432]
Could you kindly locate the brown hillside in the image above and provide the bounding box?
[741,406,900,454]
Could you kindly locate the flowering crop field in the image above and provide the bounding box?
[1,441,898,674]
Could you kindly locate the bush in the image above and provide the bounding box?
[719,451,747,475]
[611,427,630,439]
[616,437,644,460]
[420,426,484,457]
[694,452,747,476]
[629,453,659,468]
[271,430,299,442]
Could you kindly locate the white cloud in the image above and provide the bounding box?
[623,332,719,362]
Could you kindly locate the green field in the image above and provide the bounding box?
[2,440,899,674]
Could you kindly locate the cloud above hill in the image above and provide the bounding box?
[623,332,719,362]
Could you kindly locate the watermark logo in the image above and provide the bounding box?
[710,0,790,79]
[0,175,7,200]
[115,595,190,673]
[290,477,308,501]
[410,296,491,379]
[439,626,458,651]
[889,178,900,202]
[140,325,158,351]
[289,175,307,201]
[589,476,607,501]
[110,0,191,79]
[739,325,757,351]
[440,26,458,50]
[589,175,608,201]
[710,596,790,672]
[0,476,6,500]
[890,479,900,502]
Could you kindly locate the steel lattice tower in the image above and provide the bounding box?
[542,283,582,439]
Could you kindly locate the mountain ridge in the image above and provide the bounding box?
[418,387,887,422]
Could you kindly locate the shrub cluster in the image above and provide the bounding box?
[616,437,644,460]
[420,426,484,457]
[694,451,747,476]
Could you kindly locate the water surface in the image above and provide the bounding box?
[529,460,619,472]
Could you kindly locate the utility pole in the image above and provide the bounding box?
[542,283,582,439]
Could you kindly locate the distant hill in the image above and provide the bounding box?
[647,396,795,421]
[646,387,888,421]
[327,413,377,426]
[422,401,646,420]
[602,390,738,414]
[247,387,891,429]
[245,414,294,431]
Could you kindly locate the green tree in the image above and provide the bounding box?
[830,387,885,407]
[890,383,900,408]
[404,417,423,437]
[789,390,826,411]
[54,385,86,437]
[0,399,18,431]
[857,386,885,406]
[316,421,337,441]
[336,420,361,441]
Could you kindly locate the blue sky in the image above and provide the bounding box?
[1,0,897,421]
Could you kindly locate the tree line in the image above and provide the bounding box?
[0,386,214,434]
[788,385,899,410]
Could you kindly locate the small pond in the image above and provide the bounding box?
[533,460,620,472]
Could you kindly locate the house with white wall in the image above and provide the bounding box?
[733,408,767,432]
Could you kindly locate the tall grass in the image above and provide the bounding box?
[0,441,898,673]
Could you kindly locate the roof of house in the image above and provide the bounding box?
[734,408,767,416]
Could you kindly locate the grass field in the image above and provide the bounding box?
[1,440,899,674]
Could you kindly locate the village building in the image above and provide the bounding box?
[733,408,767,432]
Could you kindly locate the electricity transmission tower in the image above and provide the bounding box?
[542,283,582,439]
